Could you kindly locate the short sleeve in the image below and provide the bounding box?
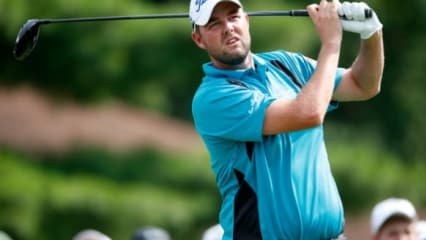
[192,79,275,142]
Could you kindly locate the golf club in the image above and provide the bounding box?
[13,9,372,60]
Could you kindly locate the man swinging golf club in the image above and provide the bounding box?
[190,0,384,239]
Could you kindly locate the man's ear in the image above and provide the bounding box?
[192,31,206,50]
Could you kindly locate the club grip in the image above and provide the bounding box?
[291,8,373,19]
[289,10,309,16]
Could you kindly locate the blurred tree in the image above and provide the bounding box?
[1,1,426,240]
[0,0,424,159]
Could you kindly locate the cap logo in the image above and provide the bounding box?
[195,0,208,12]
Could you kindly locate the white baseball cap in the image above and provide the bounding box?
[370,198,417,234]
[189,0,242,26]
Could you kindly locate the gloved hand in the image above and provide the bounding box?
[338,1,383,39]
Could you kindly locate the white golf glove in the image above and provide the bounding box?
[338,1,383,39]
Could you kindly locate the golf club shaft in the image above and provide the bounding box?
[26,7,373,24]
[13,8,372,60]
[12,10,312,60]
[32,10,310,25]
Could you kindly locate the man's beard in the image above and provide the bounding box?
[216,53,247,65]
[210,42,250,66]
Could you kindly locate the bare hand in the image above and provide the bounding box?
[307,0,343,49]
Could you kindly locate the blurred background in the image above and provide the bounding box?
[0,0,425,239]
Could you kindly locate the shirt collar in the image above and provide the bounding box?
[202,54,268,80]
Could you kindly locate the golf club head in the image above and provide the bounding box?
[13,19,42,60]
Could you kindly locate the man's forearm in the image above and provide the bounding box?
[351,30,384,96]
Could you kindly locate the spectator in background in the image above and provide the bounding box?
[370,198,419,240]
[73,229,111,240]
[202,224,224,240]
[131,226,171,240]
[0,230,12,240]
[417,220,426,240]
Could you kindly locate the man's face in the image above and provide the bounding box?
[192,2,251,69]
[375,218,418,240]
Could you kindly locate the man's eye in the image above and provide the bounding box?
[231,13,241,19]
[208,22,219,29]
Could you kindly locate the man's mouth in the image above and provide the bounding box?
[225,37,239,46]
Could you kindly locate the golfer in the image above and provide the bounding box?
[190,0,384,239]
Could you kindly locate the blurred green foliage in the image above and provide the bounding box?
[325,124,426,211]
[0,0,425,239]
[0,148,219,240]
[1,0,424,161]
[1,131,425,239]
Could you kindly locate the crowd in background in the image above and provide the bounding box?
[370,198,425,240]
[0,197,425,239]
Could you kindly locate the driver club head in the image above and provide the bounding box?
[13,19,42,60]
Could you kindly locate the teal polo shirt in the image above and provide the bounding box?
[192,50,345,240]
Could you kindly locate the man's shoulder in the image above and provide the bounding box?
[257,50,291,59]
[192,77,233,103]
[256,50,303,65]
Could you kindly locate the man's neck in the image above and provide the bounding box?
[212,52,254,70]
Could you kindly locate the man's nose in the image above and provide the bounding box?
[224,21,235,33]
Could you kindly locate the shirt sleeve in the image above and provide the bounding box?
[192,78,275,142]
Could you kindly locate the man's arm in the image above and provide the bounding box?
[333,2,384,101]
[333,30,384,101]
[263,1,385,135]
[263,0,343,135]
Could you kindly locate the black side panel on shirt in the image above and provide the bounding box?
[233,169,262,240]
[245,141,254,161]
[270,59,303,89]
[227,79,260,239]
[269,60,340,106]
